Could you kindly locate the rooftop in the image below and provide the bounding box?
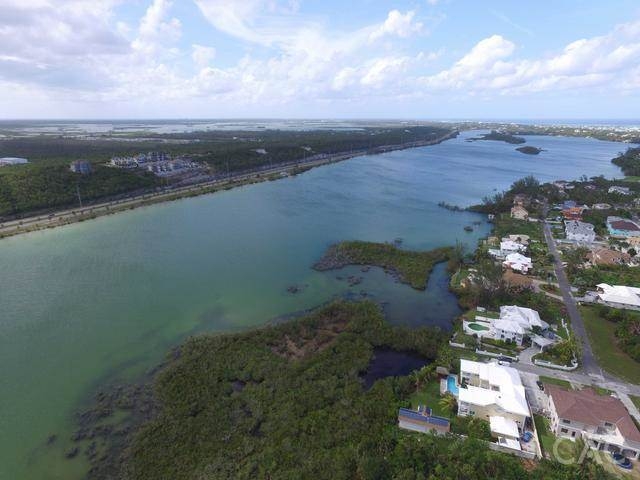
[596,283,640,307]
[547,386,640,443]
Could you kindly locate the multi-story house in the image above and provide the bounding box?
[546,385,640,460]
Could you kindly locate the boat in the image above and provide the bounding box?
[464,226,473,232]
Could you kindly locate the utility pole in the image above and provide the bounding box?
[76,184,83,208]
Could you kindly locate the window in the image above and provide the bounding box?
[571,431,576,437]
[561,428,569,434]
[562,419,571,425]
[604,422,613,427]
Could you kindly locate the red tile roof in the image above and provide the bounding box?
[547,385,640,443]
[610,220,640,232]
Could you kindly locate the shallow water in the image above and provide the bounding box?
[0,130,624,479]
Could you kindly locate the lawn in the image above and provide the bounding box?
[409,381,450,418]
[631,395,640,410]
[581,306,640,384]
[580,306,640,384]
[534,415,582,463]
[539,376,572,389]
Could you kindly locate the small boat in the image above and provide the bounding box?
[464,226,473,232]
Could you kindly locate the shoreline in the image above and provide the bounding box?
[0,130,458,240]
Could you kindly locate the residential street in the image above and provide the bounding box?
[541,219,604,379]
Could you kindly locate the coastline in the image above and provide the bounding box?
[0,130,458,240]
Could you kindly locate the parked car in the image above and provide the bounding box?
[521,431,533,443]
[536,380,544,391]
[498,356,512,363]
[611,452,625,462]
[617,459,632,470]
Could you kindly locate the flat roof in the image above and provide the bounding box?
[490,416,520,438]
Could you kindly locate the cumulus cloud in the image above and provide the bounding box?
[369,10,423,41]
[0,0,639,116]
[419,20,640,95]
[191,44,216,68]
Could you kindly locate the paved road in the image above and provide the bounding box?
[512,360,640,396]
[541,219,603,379]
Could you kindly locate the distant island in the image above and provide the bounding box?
[471,130,526,144]
[516,146,543,155]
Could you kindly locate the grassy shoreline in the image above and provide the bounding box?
[314,240,453,290]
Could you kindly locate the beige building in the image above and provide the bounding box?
[546,386,640,459]
[511,205,529,220]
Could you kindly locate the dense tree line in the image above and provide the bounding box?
[612,147,640,176]
[0,164,157,217]
[104,301,611,480]
[0,126,451,217]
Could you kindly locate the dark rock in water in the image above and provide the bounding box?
[347,276,363,286]
[46,434,58,445]
[516,146,543,155]
[65,447,79,459]
[335,275,343,280]
[361,265,371,272]
[286,285,299,294]
[393,237,403,246]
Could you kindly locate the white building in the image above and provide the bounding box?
[500,239,526,254]
[546,385,640,460]
[564,220,596,243]
[458,360,530,442]
[609,186,632,195]
[596,283,640,310]
[0,157,28,166]
[502,253,532,274]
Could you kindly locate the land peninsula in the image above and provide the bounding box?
[73,300,612,480]
[314,241,454,290]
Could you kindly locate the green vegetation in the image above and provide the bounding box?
[536,335,579,366]
[538,376,572,389]
[0,126,452,217]
[591,305,640,362]
[569,263,640,291]
[102,300,612,480]
[581,306,640,384]
[534,415,584,463]
[0,164,157,216]
[612,147,640,177]
[474,130,526,144]
[631,395,640,410]
[314,241,453,290]
[516,146,543,155]
[409,381,449,417]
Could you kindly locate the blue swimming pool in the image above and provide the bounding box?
[447,375,459,396]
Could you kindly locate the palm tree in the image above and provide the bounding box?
[439,393,458,415]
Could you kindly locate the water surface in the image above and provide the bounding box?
[0,130,624,479]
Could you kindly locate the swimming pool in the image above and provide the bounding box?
[468,322,490,331]
[447,375,459,396]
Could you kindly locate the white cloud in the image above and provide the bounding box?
[369,10,423,42]
[191,44,216,68]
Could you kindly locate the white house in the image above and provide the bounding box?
[564,220,596,243]
[500,239,527,253]
[0,157,28,166]
[458,360,530,441]
[503,253,532,274]
[546,385,640,460]
[609,186,632,195]
[596,283,640,310]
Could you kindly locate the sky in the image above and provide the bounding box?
[1,0,640,119]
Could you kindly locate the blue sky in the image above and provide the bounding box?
[1,0,640,119]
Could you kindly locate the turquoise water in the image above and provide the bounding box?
[0,130,624,479]
[447,375,460,396]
